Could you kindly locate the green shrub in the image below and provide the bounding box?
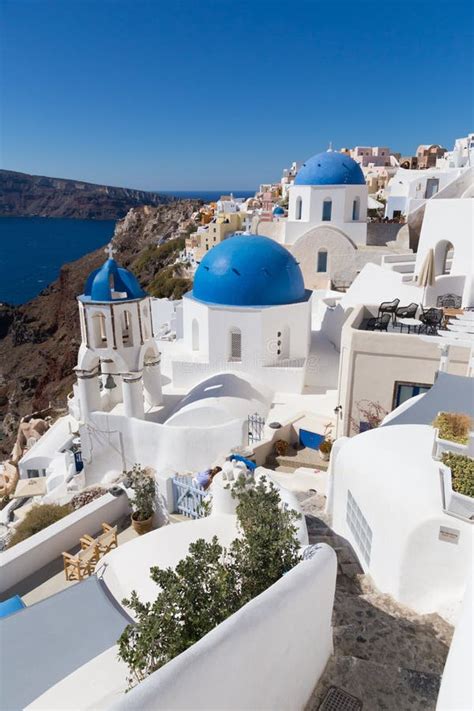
[127,465,156,521]
[7,503,72,548]
[441,452,474,498]
[118,475,301,688]
[433,412,472,444]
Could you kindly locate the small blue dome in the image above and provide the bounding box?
[295,151,365,186]
[273,205,285,215]
[192,234,308,307]
[80,258,146,302]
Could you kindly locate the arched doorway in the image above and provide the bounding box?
[434,240,454,276]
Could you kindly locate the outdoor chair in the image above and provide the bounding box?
[378,298,400,323]
[420,308,443,335]
[62,544,98,581]
[366,313,391,332]
[395,302,418,319]
[80,523,118,559]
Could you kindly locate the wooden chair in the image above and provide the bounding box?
[80,523,118,559]
[62,544,98,581]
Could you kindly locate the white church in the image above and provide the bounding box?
[59,234,322,487]
[254,149,406,290]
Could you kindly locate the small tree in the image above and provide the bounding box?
[230,474,301,604]
[350,400,388,434]
[118,475,301,688]
[127,464,156,521]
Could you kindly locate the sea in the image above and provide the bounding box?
[0,191,254,306]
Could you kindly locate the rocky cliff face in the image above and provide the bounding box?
[0,170,172,220]
[0,201,199,457]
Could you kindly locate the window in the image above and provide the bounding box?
[346,490,372,565]
[352,197,360,221]
[192,319,199,351]
[393,381,431,409]
[295,196,302,220]
[122,310,133,347]
[92,313,107,348]
[317,250,328,273]
[230,329,242,360]
[322,199,332,221]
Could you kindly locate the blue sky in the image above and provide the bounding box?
[1,0,473,191]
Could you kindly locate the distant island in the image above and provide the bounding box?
[0,169,172,220]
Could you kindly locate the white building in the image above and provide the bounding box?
[436,132,474,169]
[328,371,473,624]
[170,234,312,392]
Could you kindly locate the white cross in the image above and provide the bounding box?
[105,242,117,260]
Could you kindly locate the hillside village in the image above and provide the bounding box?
[0,135,473,711]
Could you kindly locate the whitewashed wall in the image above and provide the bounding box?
[111,544,337,711]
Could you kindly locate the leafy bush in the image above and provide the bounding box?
[127,465,156,521]
[433,412,472,444]
[441,452,474,498]
[7,503,72,548]
[118,475,301,688]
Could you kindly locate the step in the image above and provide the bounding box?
[332,619,449,676]
[306,655,442,711]
[382,253,417,264]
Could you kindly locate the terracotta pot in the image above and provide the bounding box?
[131,513,153,535]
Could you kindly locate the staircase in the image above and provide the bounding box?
[299,493,453,711]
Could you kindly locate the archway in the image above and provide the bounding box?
[434,240,454,276]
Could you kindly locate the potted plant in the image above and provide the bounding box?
[439,452,474,519]
[127,465,156,535]
[432,412,473,459]
[274,439,289,457]
[319,438,333,461]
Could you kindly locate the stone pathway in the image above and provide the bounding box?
[298,492,453,711]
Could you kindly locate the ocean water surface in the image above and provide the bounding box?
[0,217,115,305]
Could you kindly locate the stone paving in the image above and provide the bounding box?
[299,492,453,711]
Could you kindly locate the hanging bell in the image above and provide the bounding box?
[104,374,117,390]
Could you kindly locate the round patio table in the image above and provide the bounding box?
[397,317,423,334]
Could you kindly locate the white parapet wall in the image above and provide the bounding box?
[111,543,337,711]
[0,492,130,596]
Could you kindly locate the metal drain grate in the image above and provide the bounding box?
[318,686,363,711]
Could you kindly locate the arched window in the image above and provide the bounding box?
[352,197,360,221]
[295,196,302,220]
[121,310,133,347]
[92,313,107,348]
[192,319,199,351]
[317,250,328,273]
[322,199,332,221]
[229,328,242,361]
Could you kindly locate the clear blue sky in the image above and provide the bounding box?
[1,0,473,191]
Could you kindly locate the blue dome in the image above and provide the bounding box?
[80,258,147,302]
[294,151,365,186]
[192,234,308,307]
[273,205,285,215]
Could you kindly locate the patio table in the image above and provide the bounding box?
[397,317,423,334]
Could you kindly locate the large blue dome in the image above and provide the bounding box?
[80,258,146,302]
[294,151,365,186]
[192,234,308,307]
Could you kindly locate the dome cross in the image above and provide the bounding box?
[105,242,117,260]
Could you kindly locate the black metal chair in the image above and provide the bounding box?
[366,313,391,332]
[378,298,400,324]
[420,308,443,334]
[396,302,418,319]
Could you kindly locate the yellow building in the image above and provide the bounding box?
[186,211,245,262]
